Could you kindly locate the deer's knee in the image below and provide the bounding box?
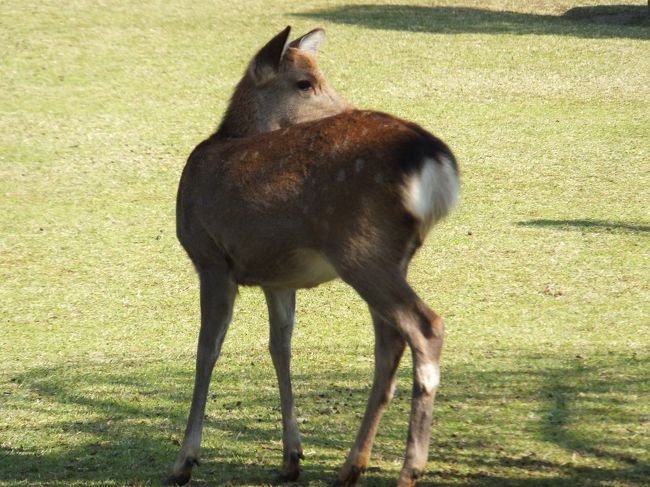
[417,305,444,341]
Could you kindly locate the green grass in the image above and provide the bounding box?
[1,0,649,485]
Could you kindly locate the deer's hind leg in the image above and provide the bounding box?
[166,262,237,486]
[334,263,444,487]
[264,288,304,482]
[335,307,406,486]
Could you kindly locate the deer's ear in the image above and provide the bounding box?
[249,26,292,85]
[289,28,325,56]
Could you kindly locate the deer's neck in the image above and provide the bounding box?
[214,77,260,140]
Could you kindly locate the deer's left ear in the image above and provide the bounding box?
[289,28,325,56]
[249,26,292,85]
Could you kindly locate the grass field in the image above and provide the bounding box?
[1,0,649,486]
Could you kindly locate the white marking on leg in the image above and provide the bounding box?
[387,379,397,402]
[416,363,440,396]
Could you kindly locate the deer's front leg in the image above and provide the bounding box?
[166,266,237,485]
[264,288,303,482]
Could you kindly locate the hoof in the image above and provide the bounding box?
[164,472,191,486]
[275,451,304,483]
[333,465,364,487]
[275,469,300,483]
[165,457,199,486]
[397,468,422,487]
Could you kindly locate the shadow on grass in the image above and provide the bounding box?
[0,362,347,486]
[517,219,650,234]
[295,4,650,40]
[535,356,649,485]
[1,351,648,485]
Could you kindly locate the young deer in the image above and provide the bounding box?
[167,27,459,487]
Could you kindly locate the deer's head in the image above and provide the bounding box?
[217,26,351,138]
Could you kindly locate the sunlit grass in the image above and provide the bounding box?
[1,1,649,486]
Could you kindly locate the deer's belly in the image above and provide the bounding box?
[233,248,338,289]
[289,249,339,288]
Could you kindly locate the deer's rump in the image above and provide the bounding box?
[176,110,458,287]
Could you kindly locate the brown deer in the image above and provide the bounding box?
[166,26,459,487]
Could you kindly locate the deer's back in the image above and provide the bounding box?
[177,110,456,287]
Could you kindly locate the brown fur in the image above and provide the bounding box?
[178,110,451,286]
[166,27,459,487]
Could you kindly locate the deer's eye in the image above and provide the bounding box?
[296,80,313,91]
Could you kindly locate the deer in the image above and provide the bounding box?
[166,26,459,487]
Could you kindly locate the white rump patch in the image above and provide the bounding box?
[401,156,459,237]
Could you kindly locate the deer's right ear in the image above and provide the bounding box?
[249,26,292,85]
[288,28,325,56]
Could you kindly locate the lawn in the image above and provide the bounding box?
[1,0,648,486]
